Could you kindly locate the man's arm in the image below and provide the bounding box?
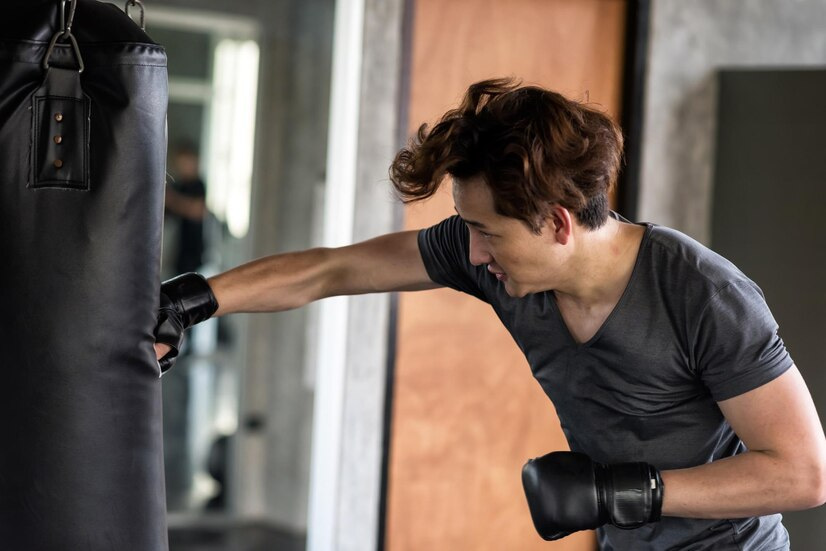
[155,230,437,361]
[207,229,438,317]
[165,188,206,221]
[521,365,826,540]
[661,364,826,517]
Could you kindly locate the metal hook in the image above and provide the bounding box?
[59,0,78,39]
[58,0,66,33]
[125,0,146,31]
[43,0,84,73]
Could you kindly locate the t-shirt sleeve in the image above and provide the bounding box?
[693,279,794,402]
[417,215,488,301]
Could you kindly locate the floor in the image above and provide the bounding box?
[169,524,305,551]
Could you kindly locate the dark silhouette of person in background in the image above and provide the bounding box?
[162,143,211,511]
[166,142,207,274]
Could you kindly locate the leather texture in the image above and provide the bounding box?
[522,451,663,540]
[522,452,604,540]
[596,461,661,528]
[155,272,219,373]
[156,292,187,374]
[0,1,169,549]
[30,66,91,189]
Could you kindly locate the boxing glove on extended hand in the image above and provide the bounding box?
[154,272,219,374]
[522,451,664,540]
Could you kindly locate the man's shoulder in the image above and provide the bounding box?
[611,212,742,290]
[645,223,749,292]
[418,215,491,301]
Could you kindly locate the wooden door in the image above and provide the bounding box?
[387,1,627,549]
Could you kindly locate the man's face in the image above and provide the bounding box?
[173,152,199,181]
[452,176,565,297]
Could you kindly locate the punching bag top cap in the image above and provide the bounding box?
[1,0,159,46]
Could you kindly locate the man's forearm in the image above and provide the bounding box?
[165,190,206,220]
[207,248,336,316]
[662,449,826,518]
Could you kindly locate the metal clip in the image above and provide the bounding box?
[125,0,146,31]
[42,0,85,73]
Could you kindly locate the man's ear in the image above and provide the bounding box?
[545,205,574,245]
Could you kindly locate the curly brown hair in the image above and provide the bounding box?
[389,78,623,231]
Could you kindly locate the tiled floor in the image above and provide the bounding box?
[169,524,305,551]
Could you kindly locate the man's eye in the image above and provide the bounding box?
[466,224,494,239]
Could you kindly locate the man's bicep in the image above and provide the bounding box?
[718,365,826,458]
[331,230,441,295]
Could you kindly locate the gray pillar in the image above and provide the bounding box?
[334,1,406,548]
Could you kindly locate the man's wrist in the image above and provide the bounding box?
[161,272,218,326]
[596,460,664,528]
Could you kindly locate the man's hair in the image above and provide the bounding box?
[389,78,623,231]
[172,139,200,158]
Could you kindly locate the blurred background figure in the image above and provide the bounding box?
[146,3,259,534]
[162,141,214,515]
[166,142,208,275]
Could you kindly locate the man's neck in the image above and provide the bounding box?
[553,217,646,311]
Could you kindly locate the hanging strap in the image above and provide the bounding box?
[33,0,90,191]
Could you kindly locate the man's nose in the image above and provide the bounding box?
[468,231,492,266]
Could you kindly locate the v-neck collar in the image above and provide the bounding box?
[549,222,653,349]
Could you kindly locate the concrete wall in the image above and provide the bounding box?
[639,0,826,241]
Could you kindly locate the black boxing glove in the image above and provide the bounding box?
[521,451,664,541]
[154,272,219,374]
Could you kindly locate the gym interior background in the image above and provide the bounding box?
[132,0,825,549]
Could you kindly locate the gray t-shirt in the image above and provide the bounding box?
[418,214,794,551]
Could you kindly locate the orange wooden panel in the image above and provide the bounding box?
[387,1,627,550]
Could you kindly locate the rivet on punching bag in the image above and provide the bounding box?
[0,1,169,550]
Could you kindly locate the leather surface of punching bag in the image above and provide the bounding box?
[0,1,169,549]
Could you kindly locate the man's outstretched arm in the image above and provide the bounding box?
[155,230,438,363]
[208,229,437,316]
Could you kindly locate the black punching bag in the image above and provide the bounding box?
[0,1,169,549]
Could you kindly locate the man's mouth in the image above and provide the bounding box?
[488,265,508,282]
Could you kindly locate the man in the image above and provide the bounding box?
[154,79,826,549]
[164,142,208,275]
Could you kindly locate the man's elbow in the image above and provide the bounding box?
[810,457,826,508]
[794,452,826,509]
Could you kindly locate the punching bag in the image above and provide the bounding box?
[0,1,169,549]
